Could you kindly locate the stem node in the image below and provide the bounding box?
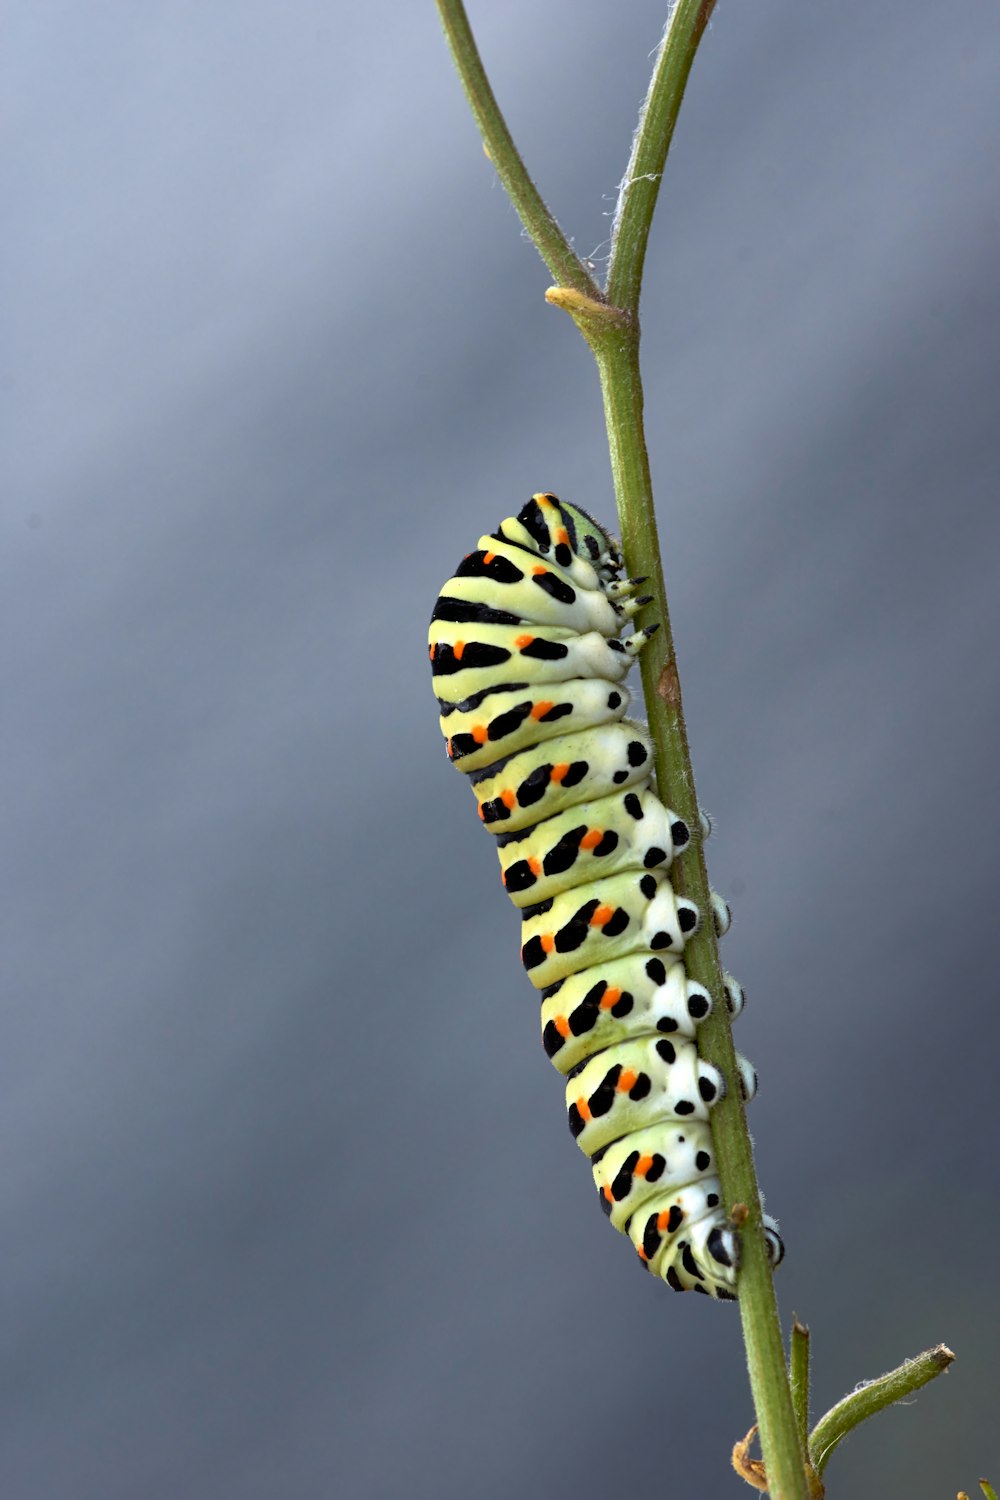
[544,285,631,332]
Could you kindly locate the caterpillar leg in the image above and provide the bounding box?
[710,889,732,937]
[617,594,654,619]
[605,575,649,599]
[621,623,661,656]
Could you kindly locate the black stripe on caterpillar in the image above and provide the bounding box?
[429,492,783,1298]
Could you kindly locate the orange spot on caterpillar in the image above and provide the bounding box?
[483,551,496,564]
[576,1097,591,1122]
[477,802,486,820]
[580,829,603,851]
[540,934,555,954]
[528,857,542,875]
[590,905,615,927]
[637,1245,649,1262]
[452,639,466,660]
[602,1185,613,1202]
[429,644,435,660]
[445,738,454,759]
[657,1210,672,1232]
[635,1155,654,1178]
[501,790,516,809]
[599,987,622,1010]
[555,528,569,546]
[554,1015,571,1038]
[532,565,547,577]
[472,725,488,745]
[530,700,555,720]
[515,633,534,649]
[550,763,570,783]
[617,1069,638,1092]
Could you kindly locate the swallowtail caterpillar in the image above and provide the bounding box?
[429,493,782,1297]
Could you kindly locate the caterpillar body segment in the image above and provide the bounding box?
[539,955,711,1074]
[497,786,690,908]
[592,1119,716,1231]
[519,869,700,988]
[630,1183,736,1294]
[432,536,621,636]
[429,621,635,701]
[439,676,631,773]
[429,492,783,1299]
[565,1035,725,1156]
[469,721,653,832]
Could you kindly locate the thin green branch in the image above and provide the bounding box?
[789,1317,811,1455]
[809,1344,955,1477]
[435,0,600,298]
[606,0,717,312]
[591,327,808,1500]
[590,9,806,1496]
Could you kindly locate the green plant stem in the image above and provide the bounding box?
[592,328,807,1500]
[606,0,716,311]
[789,1317,811,1455]
[435,1,600,299]
[435,4,807,1496]
[809,1344,955,1476]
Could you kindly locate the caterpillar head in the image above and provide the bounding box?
[503,493,623,583]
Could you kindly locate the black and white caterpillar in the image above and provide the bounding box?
[429,492,783,1298]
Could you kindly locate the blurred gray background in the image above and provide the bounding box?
[5,2,999,1496]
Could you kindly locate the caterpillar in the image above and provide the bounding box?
[429,492,783,1298]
